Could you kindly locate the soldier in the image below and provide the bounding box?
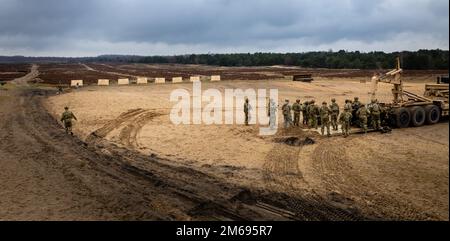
[308,100,318,129]
[282,99,293,128]
[369,99,382,130]
[244,98,250,126]
[313,101,320,129]
[60,106,77,136]
[351,97,361,126]
[302,101,309,125]
[329,98,340,131]
[356,103,370,134]
[352,97,361,111]
[269,98,277,129]
[320,101,331,137]
[344,99,353,112]
[339,106,353,137]
[292,99,302,126]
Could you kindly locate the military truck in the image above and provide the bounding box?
[372,58,449,128]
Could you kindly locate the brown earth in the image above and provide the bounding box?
[44,77,448,220]
[7,62,447,85]
[1,76,371,221]
[0,64,448,220]
[0,64,30,82]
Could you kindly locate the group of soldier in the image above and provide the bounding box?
[278,97,383,137]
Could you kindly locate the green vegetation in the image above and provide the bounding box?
[137,49,448,69]
[1,49,448,70]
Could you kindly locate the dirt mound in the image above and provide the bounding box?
[276,136,316,146]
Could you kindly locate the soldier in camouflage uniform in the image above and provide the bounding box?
[352,97,361,111]
[344,99,353,113]
[302,101,309,125]
[282,99,293,128]
[244,98,250,126]
[356,103,370,134]
[339,106,352,137]
[292,99,302,127]
[369,99,382,130]
[61,106,77,136]
[308,100,319,129]
[320,101,331,137]
[351,97,361,125]
[329,98,340,131]
[269,98,277,129]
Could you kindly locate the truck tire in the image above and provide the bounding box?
[410,106,426,127]
[394,107,411,128]
[424,105,440,124]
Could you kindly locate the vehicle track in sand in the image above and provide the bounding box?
[262,139,367,221]
[117,110,164,149]
[11,64,39,85]
[82,63,140,79]
[1,86,376,220]
[311,138,439,220]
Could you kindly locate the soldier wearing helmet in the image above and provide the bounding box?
[339,105,352,137]
[329,98,340,131]
[60,106,77,136]
[292,99,302,127]
[319,101,331,137]
[282,99,293,128]
[302,101,309,125]
[356,103,370,134]
[369,99,382,130]
[308,100,319,129]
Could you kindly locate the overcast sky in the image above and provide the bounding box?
[0,0,448,57]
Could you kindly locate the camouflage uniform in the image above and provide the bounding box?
[320,102,331,137]
[369,99,382,130]
[339,108,352,137]
[244,99,250,125]
[292,100,302,126]
[356,104,370,133]
[352,97,361,125]
[308,100,319,129]
[329,99,340,131]
[352,97,361,112]
[269,99,277,129]
[61,107,77,135]
[282,100,293,128]
[344,100,353,113]
[302,101,309,125]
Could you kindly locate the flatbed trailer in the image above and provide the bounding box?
[372,58,448,128]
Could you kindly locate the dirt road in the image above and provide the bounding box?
[12,64,39,85]
[82,63,140,79]
[0,86,370,220]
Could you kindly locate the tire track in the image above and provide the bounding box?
[262,136,367,221]
[86,108,147,139]
[311,138,438,220]
[1,87,379,220]
[118,110,164,149]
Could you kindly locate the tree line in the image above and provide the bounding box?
[136,49,448,70]
[1,49,448,70]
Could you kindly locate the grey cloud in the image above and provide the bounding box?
[0,0,448,56]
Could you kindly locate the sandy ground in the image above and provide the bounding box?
[44,77,449,220]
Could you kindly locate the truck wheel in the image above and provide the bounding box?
[424,105,440,124]
[394,107,411,128]
[410,106,426,127]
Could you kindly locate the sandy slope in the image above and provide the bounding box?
[44,77,449,220]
